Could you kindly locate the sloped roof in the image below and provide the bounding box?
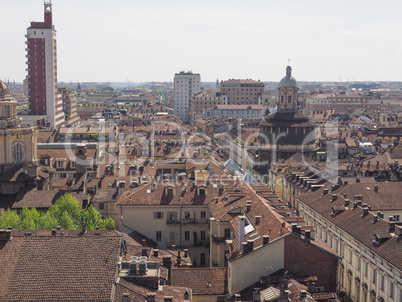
[224,158,241,172]
[0,229,121,302]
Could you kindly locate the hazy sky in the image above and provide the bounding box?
[1,0,402,83]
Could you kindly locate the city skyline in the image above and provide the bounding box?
[1,0,402,83]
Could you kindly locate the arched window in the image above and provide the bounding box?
[14,144,23,163]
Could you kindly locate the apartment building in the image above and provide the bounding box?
[174,71,201,124]
[220,79,264,105]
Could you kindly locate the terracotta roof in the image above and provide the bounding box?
[13,188,83,209]
[170,267,227,295]
[115,278,191,302]
[209,182,291,259]
[0,229,121,302]
[298,183,402,270]
[117,181,216,206]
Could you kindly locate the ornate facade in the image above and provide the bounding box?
[0,80,37,166]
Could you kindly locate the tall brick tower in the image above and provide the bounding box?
[24,1,64,129]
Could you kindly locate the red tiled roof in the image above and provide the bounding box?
[0,229,121,302]
[170,267,227,295]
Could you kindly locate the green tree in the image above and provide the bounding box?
[0,193,115,230]
[0,209,21,229]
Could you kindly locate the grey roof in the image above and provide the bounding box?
[224,158,241,172]
[279,76,297,88]
[242,172,257,184]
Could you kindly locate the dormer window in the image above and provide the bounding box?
[197,186,207,196]
[70,159,76,169]
[56,158,66,169]
[165,186,175,196]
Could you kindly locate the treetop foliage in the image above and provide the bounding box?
[0,193,115,230]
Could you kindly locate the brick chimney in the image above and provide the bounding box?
[255,216,261,224]
[389,222,396,233]
[122,293,130,302]
[263,235,270,245]
[153,249,159,257]
[247,240,254,251]
[146,293,156,302]
[246,200,252,212]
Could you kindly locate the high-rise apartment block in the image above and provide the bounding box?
[24,2,64,129]
[220,79,264,105]
[174,71,201,123]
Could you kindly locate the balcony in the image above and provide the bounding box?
[211,235,231,244]
[166,218,209,225]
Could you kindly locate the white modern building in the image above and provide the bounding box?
[174,71,201,124]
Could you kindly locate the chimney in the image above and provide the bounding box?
[162,255,172,268]
[164,296,173,302]
[142,249,147,256]
[238,216,246,250]
[377,211,383,219]
[373,215,378,223]
[344,199,350,207]
[242,242,249,253]
[305,230,311,240]
[184,249,188,257]
[146,293,156,302]
[322,188,329,195]
[362,208,369,217]
[234,293,241,301]
[374,185,379,193]
[122,293,130,302]
[331,194,337,202]
[171,244,176,251]
[389,222,396,233]
[300,290,307,298]
[247,240,254,251]
[343,193,347,199]
[263,235,270,245]
[395,226,402,237]
[142,239,147,247]
[291,223,298,233]
[246,200,252,212]
[255,216,261,224]
[153,249,159,257]
[296,225,302,234]
[376,161,379,169]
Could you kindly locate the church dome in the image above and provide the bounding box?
[278,66,297,88]
[0,80,12,101]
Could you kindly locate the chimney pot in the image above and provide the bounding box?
[171,244,176,250]
[291,223,298,233]
[122,293,130,302]
[153,249,159,257]
[305,230,311,240]
[296,225,302,234]
[322,188,329,195]
[246,200,252,212]
[263,235,270,245]
[331,194,337,202]
[146,293,156,302]
[389,222,396,233]
[255,216,261,224]
[247,240,254,251]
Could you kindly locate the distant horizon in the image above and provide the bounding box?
[1,1,402,83]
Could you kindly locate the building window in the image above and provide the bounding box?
[99,203,104,210]
[349,249,353,265]
[200,253,206,266]
[71,159,76,169]
[364,261,368,277]
[4,106,10,116]
[185,231,190,241]
[13,144,23,164]
[201,231,206,240]
[156,231,162,241]
[380,275,384,291]
[372,268,376,284]
[224,228,231,239]
[154,212,164,219]
[389,282,394,299]
[201,211,206,218]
